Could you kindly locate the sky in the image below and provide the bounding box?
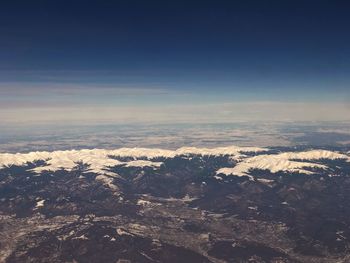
[1,0,350,125]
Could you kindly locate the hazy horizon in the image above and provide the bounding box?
[1,1,350,126]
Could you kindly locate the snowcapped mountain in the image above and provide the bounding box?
[1,146,348,178]
[1,145,350,262]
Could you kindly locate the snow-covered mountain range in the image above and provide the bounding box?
[1,146,349,178]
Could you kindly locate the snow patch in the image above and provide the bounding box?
[95,175,119,191]
[218,150,349,177]
[116,228,133,236]
[137,199,152,206]
[35,200,45,208]
[124,160,163,168]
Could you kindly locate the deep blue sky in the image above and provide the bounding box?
[1,0,350,124]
